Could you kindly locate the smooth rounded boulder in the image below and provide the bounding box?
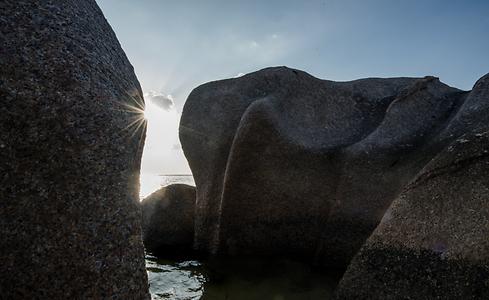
[336,74,489,299]
[141,184,196,256]
[0,1,149,298]
[180,67,466,266]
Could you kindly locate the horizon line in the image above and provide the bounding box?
[157,174,193,176]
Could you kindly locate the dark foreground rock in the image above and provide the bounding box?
[0,1,149,298]
[180,66,467,266]
[141,184,196,256]
[335,75,489,299]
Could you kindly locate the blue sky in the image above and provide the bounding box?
[96,0,489,193]
[98,0,489,98]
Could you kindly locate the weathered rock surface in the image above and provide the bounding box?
[180,66,470,266]
[141,184,196,256]
[336,74,489,299]
[0,1,149,298]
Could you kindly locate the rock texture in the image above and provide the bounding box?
[141,184,196,256]
[0,1,149,298]
[180,66,470,266]
[335,74,489,299]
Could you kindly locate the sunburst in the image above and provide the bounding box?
[112,90,149,160]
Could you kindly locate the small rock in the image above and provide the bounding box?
[141,184,196,256]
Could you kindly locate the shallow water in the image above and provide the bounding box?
[146,254,340,300]
[146,254,204,299]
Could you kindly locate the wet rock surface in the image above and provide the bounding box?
[141,184,196,256]
[0,1,149,298]
[180,67,467,267]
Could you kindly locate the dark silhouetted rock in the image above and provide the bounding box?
[336,74,489,299]
[0,1,149,298]
[141,184,196,256]
[180,66,467,266]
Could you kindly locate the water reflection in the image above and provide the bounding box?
[147,254,204,299]
[146,253,340,300]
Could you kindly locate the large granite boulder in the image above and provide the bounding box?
[0,1,149,298]
[141,184,196,256]
[179,67,467,266]
[336,74,489,299]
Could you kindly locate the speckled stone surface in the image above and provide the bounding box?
[141,184,196,257]
[336,74,489,299]
[180,67,468,266]
[0,1,149,298]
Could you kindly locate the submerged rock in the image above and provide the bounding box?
[180,66,469,266]
[141,184,196,256]
[0,1,149,298]
[336,75,489,299]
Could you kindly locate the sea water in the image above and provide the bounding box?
[140,174,195,199]
[143,175,339,300]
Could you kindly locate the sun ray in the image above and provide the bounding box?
[109,89,149,140]
[129,117,147,139]
[122,116,145,133]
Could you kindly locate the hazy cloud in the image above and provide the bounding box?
[146,92,174,111]
[249,40,259,49]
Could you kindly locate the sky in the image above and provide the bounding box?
[96,0,489,194]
